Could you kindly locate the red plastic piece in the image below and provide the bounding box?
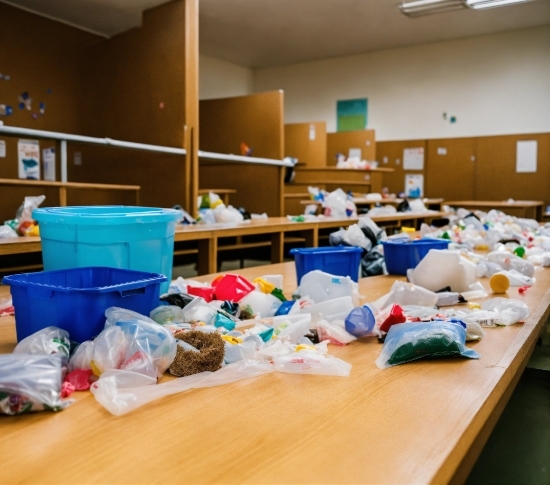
[61,381,76,398]
[380,304,407,333]
[64,369,94,391]
[187,286,215,302]
[212,274,255,302]
[518,286,530,295]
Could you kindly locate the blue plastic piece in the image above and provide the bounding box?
[381,239,449,275]
[3,267,166,343]
[345,306,376,337]
[275,300,295,316]
[290,246,363,284]
[33,206,181,294]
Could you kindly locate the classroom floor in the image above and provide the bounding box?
[174,260,550,485]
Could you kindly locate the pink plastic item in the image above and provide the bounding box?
[61,381,76,398]
[212,274,255,302]
[187,286,215,302]
[65,369,94,391]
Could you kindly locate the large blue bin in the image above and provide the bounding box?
[290,246,363,283]
[33,206,181,294]
[3,267,166,342]
[381,239,449,275]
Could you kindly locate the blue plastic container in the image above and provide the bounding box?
[290,246,363,283]
[33,206,181,294]
[3,267,166,343]
[381,239,450,275]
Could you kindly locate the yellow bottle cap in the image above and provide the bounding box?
[490,273,510,294]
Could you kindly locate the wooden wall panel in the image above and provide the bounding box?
[199,91,285,216]
[376,140,426,195]
[475,133,550,204]
[425,138,476,200]
[284,122,327,167]
[326,130,376,166]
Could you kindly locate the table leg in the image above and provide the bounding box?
[197,237,217,275]
[302,228,318,248]
[271,232,284,264]
[59,187,67,206]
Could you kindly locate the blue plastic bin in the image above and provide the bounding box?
[290,246,363,283]
[381,239,449,275]
[3,267,166,343]
[33,206,182,294]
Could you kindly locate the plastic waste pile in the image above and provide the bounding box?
[0,195,45,238]
[335,154,378,170]
[305,187,357,218]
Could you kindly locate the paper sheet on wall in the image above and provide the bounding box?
[403,148,424,170]
[0,140,5,158]
[309,124,316,141]
[348,148,362,159]
[43,147,56,181]
[516,140,537,173]
[405,174,423,198]
[18,139,40,179]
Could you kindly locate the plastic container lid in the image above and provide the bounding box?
[490,273,510,294]
[33,206,183,225]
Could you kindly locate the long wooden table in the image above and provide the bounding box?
[0,212,445,275]
[445,200,544,221]
[1,261,549,484]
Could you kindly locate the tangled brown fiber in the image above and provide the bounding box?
[169,330,225,377]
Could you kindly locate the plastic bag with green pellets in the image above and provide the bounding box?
[375,322,479,369]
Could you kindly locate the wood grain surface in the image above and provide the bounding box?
[1,260,548,484]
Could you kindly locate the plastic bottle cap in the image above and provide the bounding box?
[514,247,525,258]
[490,273,510,294]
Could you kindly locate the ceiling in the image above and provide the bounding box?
[3,0,550,67]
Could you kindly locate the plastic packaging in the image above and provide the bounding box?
[239,291,282,318]
[271,314,312,344]
[322,188,356,218]
[182,297,218,325]
[345,306,376,337]
[373,281,438,310]
[481,298,530,325]
[273,351,352,376]
[375,322,479,369]
[224,339,257,364]
[212,274,255,302]
[150,305,184,325]
[487,251,535,278]
[13,326,70,361]
[91,360,274,416]
[379,304,407,333]
[316,320,356,345]
[0,354,71,415]
[298,270,357,304]
[494,270,535,287]
[410,250,477,292]
[69,341,94,371]
[300,296,355,324]
[436,292,461,307]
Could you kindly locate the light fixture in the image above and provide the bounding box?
[399,0,467,17]
[465,0,534,9]
[399,0,536,16]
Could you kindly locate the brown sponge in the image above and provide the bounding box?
[169,330,225,377]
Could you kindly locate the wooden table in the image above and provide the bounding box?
[0,212,445,275]
[1,261,549,484]
[445,200,544,221]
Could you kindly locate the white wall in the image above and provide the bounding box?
[253,26,550,141]
[199,54,254,100]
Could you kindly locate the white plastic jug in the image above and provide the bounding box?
[298,270,357,304]
[411,249,476,293]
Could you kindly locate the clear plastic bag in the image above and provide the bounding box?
[0,354,71,415]
[316,320,356,345]
[481,298,530,325]
[69,340,94,371]
[273,351,351,376]
[375,322,479,369]
[272,313,312,344]
[91,360,274,416]
[487,251,535,278]
[300,296,355,325]
[13,326,70,362]
[373,281,438,310]
[224,339,257,364]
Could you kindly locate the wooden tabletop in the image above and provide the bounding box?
[0,178,141,191]
[1,261,548,484]
[446,200,544,208]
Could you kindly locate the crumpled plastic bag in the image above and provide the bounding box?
[480,298,530,325]
[316,319,356,345]
[0,225,18,238]
[487,251,534,278]
[69,340,95,371]
[91,360,274,416]
[13,326,71,363]
[322,188,356,218]
[271,313,312,344]
[373,280,438,310]
[273,351,352,376]
[376,322,479,369]
[0,354,71,415]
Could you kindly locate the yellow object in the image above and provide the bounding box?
[401,226,415,233]
[296,344,316,352]
[253,277,276,294]
[26,224,40,237]
[221,335,242,345]
[90,360,102,377]
[211,199,224,209]
[490,273,510,294]
[468,302,481,310]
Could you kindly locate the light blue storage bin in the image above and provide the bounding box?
[33,206,182,294]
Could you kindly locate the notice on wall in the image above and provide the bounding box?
[405,174,424,198]
[403,148,424,170]
[309,124,316,141]
[0,140,5,158]
[437,147,447,155]
[348,148,362,159]
[18,139,40,179]
[43,147,56,181]
[516,140,537,173]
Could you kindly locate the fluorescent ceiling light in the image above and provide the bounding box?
[399,0,467,17]
[465,0,534,9]
[399,0,536,16]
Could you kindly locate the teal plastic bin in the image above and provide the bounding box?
[33,206,182,294]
